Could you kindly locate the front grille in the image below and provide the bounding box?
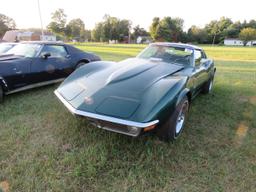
[87,118,141,137]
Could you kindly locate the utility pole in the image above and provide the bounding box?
[37,0,44,40]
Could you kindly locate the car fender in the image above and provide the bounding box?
[208,59,216,78]
[175,88,191,107]
[141,76,189,123]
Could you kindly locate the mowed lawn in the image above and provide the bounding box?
[0,43,256,192]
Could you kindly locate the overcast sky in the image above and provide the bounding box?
[0,0,255,31]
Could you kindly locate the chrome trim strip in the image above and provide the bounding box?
[6,78,65,95]
[54,90,159,128]
[92,122,142,137]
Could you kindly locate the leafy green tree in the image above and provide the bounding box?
[0,13,16,38]
[224,21,242,38]
[187,25,208,44]
[241,19,256,29]
[66,18,85,41]
[239,28,256,46]
[91,15,131,42]
[92,23,104,42]
[82,30,92,42]
[132,25,148,40]
[205,17,233,44]
[117,19,131,41]
[47,9,67,36]
[102,15,120,41]
[248,20,256,29]
[149,17,160,41]
[150,17,184,42]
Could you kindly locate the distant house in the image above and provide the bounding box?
[18,31,38,41]
[224,38,256,46]
[2,30,56,42]
[136,36,152,44]
[40,32,56,41]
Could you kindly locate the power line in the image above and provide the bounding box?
[37,0,44,40]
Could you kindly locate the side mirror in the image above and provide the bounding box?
[41,52,51,59]
[200,58,209,67]
[200,58,208,64]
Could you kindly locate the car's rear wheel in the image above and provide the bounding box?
[157,96,189,141]
[76,61,89,69]
[202,77,214,94]
[0,85,3,103]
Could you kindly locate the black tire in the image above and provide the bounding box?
[202,77,214,94]
[0,85,3,103]
[157,96,189,141]
[76,61,88,69]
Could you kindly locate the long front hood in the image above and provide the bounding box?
[57,58,184,120]
[0,54,24,61]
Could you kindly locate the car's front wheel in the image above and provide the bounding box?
[157,96,189,141]
[0,85,3,103]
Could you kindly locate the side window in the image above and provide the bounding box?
[41,45,68,58]
[194,50,202,66]
[201,51,207,59]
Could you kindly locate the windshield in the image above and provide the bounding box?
[137,45,193,66]
[6,44,41,57]
[0,44,14,54]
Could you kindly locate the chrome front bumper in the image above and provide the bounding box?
[54,90,159,137]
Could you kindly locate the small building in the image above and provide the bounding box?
[136,36,152,44]
[40,32,56,41]
[2,30,56,42]
[18,31,37,41]
[224,38,256,46]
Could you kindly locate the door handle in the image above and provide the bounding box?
[15,71,22,74]
[13,68,22,74]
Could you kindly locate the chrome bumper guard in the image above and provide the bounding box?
[54,90,159,137]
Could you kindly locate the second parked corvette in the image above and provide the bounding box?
[0,41,101,102]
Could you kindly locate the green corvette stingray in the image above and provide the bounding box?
[55,43,216,141]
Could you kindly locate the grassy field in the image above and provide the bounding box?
[0,43,256,192]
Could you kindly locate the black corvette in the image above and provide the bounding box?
[0,41,101,102]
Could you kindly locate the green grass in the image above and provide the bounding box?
[0,43,256,191]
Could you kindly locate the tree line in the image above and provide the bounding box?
[1,9,256,45]
[149,16,256,45]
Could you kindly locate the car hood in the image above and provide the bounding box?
[57,58,184,119]
[0,54,24,62]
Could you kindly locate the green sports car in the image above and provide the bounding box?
[55,43,216,141]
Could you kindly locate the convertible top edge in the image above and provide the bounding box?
[54,90,159,128]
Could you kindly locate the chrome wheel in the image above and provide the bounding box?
[175,101,189,135]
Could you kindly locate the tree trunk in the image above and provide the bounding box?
[212,34,216,46]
